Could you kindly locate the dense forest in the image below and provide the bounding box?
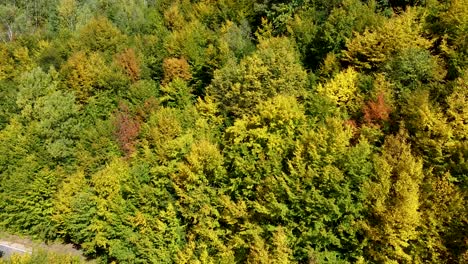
[0,0,466,263]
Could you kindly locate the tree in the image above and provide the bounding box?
[115,48,142,83]
[60,51,128,102]
[343,8,432,71]
[402,81,467,186]
[72,16,125,54]
[113,102,141,157]
[0,43,35,81]
[316,67,363,114]
[0,80,18,130]
[434,0,468,78]
[60,51,106,101]
[223,96,371,262]
[363,132,425,263]
[171,139,235,263]
[162,57,192,85]
[57,0,78,31]
[0,68,80,237]
[218,20,255,61]
[16,67,79,161]
[362,74,394,127]
[384,47,446,99]
[208,36,307,117]
[164,18,214,88]
[0,4,30,42]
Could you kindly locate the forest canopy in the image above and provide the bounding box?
[0,0,467,263]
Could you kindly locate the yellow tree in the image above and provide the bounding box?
[57,0,78,31]
[316,67,363,114]
[343,8,432,70]
[364,132,425,263]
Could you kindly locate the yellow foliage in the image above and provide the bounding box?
[91,159,128,201]
[0,44,14,80]
[319,52,341,79]
[53,170,86,229]
[146,107,183,145]
[164,19,211,69]
[440,0,468,46]
[74,16,125,53]
[247,234,271,264]
[185,140,223,176]
[162,57,192,84]
[365,132,425,263]
[343,8,433,69]
[446,77,468,140]
[61,51,108,101]
[58,0,78,30]
[0,45,35,81]
[208,36,307,116]
[115,48,141,82]
[316,67,362,113]
[164,3,187,31]
[271,227,293,264]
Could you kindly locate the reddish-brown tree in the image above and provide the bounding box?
[363,91,391,125]
[115,48,141,82]
[113,102,140,157]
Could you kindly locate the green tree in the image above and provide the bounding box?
[223,96,371,262]
[0,68,80,238]
[385,47,446,99]
[0,80,18,129]
[208,36,307,117]
[433,0,468,78]
[0,4,30,42]
[72,16,126,54]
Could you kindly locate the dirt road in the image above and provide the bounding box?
[0,241,32,258]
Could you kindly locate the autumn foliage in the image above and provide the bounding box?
[363,91,391,125]
[113,102,140,157]
[162,57,192,84]
[115,48,141,82]
[0,1,467,264]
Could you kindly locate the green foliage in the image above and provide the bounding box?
[343,8,432,70]
[16,68,79,161]
[222,96,373,262]
[0,250,83,264]
[313,0,383,61]
[0,80,18,129]
[160,79,194,109]
[432,0,468,78]
[385,47,446,98]
[164,18,215,88]
[0,2,466,264]
[218,20,255,61]
[0,4,31,42]
[402,79,468,188]
[208,36,307,117]
[72,16,126,53]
